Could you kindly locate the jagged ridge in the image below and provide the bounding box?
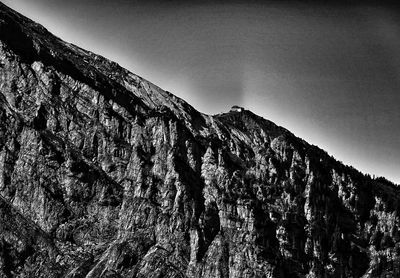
[0,2,400,278]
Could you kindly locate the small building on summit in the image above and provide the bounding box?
[230,105,244,112]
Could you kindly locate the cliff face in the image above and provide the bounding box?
[0,3,399,278]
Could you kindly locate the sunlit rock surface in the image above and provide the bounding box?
[1,3,400,277]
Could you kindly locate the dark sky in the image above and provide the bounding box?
[3,0,400,184]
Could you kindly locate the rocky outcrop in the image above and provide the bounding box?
[1,2,400,277]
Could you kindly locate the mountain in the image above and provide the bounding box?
[0,2,399,277]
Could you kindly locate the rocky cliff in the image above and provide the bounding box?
[0,2,400,277]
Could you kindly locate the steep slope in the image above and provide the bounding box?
[0,2,400,277]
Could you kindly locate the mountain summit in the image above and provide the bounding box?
[0,3,399,277]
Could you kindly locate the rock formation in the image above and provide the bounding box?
[0,2,399,277]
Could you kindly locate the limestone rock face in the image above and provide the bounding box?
[0,3,400,277]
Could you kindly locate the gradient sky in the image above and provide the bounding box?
[2,0,400,184]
